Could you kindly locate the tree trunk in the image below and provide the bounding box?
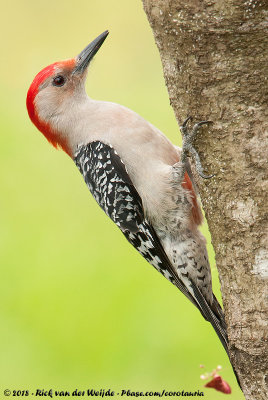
[142,1,268,399]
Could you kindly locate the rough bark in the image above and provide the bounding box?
[142,1,268,399]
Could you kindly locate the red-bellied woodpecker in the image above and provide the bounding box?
[27,31,228,359]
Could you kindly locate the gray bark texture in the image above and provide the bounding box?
[142,1,268,399]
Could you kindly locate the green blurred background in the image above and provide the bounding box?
[0,1,243,398]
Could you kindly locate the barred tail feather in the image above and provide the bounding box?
[191,283,241,389]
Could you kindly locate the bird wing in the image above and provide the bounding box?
[74,140,143,233]
[74,141,199,303]
[74,141,228,353]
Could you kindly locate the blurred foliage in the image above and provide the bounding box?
[0,1,243,398]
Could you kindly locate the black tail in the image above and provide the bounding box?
[191,283,242,389]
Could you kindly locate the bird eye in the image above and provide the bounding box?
[52,75,65,87]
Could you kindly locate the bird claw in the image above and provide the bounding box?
[180,117,215,180]
[199,171,215,180]
[181,116,192,128]
[181,117,213,138]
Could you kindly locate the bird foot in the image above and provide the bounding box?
[180,117,215,180]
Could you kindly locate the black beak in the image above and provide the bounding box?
[73,30,109,75]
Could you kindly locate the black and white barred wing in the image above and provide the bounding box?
[74,141,198,305]
[74,141,143,233]
[74,141,229,354]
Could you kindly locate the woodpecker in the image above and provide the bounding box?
[27,32,228,357]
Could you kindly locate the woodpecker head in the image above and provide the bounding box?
[27,31,109,155]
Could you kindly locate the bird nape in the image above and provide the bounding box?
[26,30,240,387]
